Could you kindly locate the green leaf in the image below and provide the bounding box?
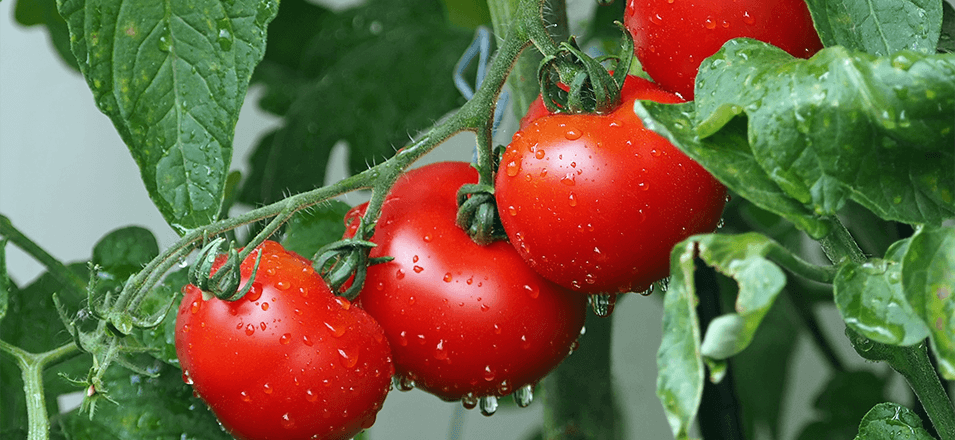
[14,0,80,71]
[633,102,830,238]
[644,39,955,227]
[656,240,704,440]
[241,0,470,205]
[901,225,955,379]
[940,2,955,53]
[853,402,935,440]
[694,234,788,362]
[834,257,931,346]
[804,0,942,56]
[281,201,352,259]
[441,0,491,29]
[53,361,232,440]
[796,371,889,440]
[56,0,279,232]
[92,226,160,279]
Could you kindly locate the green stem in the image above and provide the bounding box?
[847,329,955,440]
[818,216,867,265]
[0,340,81,440]
[0,215,87,298]
[766,241,838,284]
[542,311,621,440]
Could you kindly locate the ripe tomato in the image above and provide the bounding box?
[349,162,587,402]
[175,240,393,440]
[496,75,726,294]
[624,0,822,99]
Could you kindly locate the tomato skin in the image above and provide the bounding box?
[351,162,587,401]
[497,76,726,294]
[175,241,393,440]
[624,0,822,99]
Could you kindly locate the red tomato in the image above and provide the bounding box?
[624,0,822,99]
[350,162,587,401]
[496,76,726,294]
[175,241,393,440]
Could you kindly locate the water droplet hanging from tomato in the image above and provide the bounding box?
[591,293,617,317]
[514,384,534,407]
[480,396,499,416]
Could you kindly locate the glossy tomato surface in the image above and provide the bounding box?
[496,76,726,294]
[351,162,587,401]
[175,241,393,440]
[624,0,822,99]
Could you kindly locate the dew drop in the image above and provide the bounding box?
[275,280,290,290]
[182,324,191,333]
[716,218,725,229]
[742,11,755,25]
[568,193,578,206]
[462,393,479,409]
[521,335,531,350]
[514,384,534,407]
[560,173,576,186]
[325,321,346,337]
[443,273,453,283]
[480,396,499,416]
[398,330,409,347]
[591,293,617,317]
[704,17,716,29]
[640,284,656,296]
[396,268,406,280]
[423,234,433,243]
[338,348,359,368]
[434,340,449,361]
[535,149,546,159]
[524,284,539,299]
[481,304,491,312]
[508,205,518,216]
[280,333,292,344]
[505,160,521,177]
[564,129,582,140]
[190,300,201,314]
[493,324,502,335]
[246,285,263,302]
[261,302,270,311]
[305,389,318,402]
[484,365,496,382]
[413,265,424,273]
[396,375,415,391]
[182,370,194,385]
[240,390,251,402]
[245,324,256,336]
[412,255,419,263]
[302,335,314,346]
[280,413,295,429]
[263,383,273,394]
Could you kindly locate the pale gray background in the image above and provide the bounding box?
[3,0,934,438]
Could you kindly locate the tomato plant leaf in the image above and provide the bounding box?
[901,225,955,379]
[92,226,159,279]
[693,234,788,361]
[441,0,491,29]
[633,101,830,238]
[281,201,352,259]
[834,257,930,346]
[796,371,888,440]
[656,239,705,440]
[691,39,955,225]
[940,1,955,53]
[240,0,470,205]
[53,361,231,440]
[804,0,942,56]
[852,402,935,440]
[14,0,80,71]
[55,0,278,232]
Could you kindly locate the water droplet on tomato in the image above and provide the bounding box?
[484,365,496,381]
[640,284,656,296]
[462,393,479,409]
[398,330,409,346]
[493,324,502,334]
[704,17,716,29]
[190,300,201,314]
[658,277,671,292]
[650,13,663,25]
[259,322,267,331]
[638,181,650,191]
[535,149,546,159]
[261,302,269,311]
[505,160,521,177]
[568,192,578,206]
[338,348,359,368]
[524,284,539,299]
[591,293,617,317]
[716,218,725,229]
[480,303,490,312]
[240,390,251,402]
[263,383,273,394]
[524,173,532,182]
[325,321,346,337]
[302,335,314,346]
[423,234,433,242]
[721,19,730,28]
[434,339,449,360]
[480,396,499,416]
[508,205,518,216]
[413,265,424,273]
[182,324,191,333]
[245,324,255,336]
[742,11,755,25]
[280,413,295,429]
[514,384,534,407]
[413,255,419,263]
[182,370,194,385]
[521,335,531,349]
[305,389,318,402]
[560,173,576,186]
[246,285,263,302]
[396,268,405,280]
[335,296,351,310]
[280,333,292,344]
[443,273,453,283]
[396,375,415,391]
[275,280,290,290]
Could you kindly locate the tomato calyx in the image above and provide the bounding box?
[455,182,507,246]
[188,237,262,302]
[314,221,393,300]
[538,23,634,114]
